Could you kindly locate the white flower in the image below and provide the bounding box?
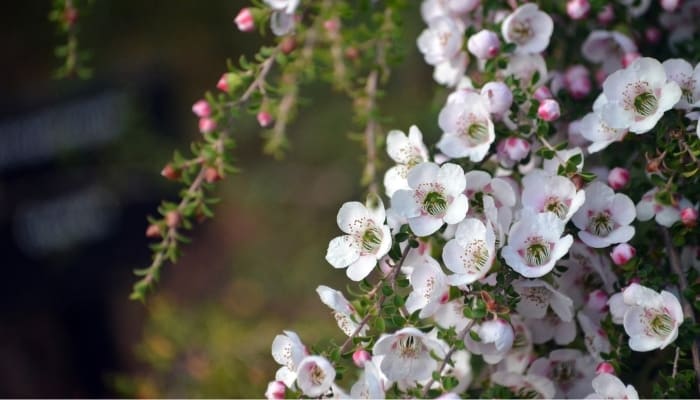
[572,182,636,248]
[481,81,513,116]
[556,241,617,307]
[621,283,683,351]
[502,211,573,278]
[521,169,585,223]
[443,218,496,285]
[433,299,473,331]
[636,188,692,227]
[599,57,682,134]
[582,30,637,74]
[496,137,531,168]
[417,17,464,66]
[405,256,449,318]
[392,162,468,236]
[525,314,577,345]
[467,29,500,60]
[325,199,392,281]
[437,91,495,161]
[350,361,385,399]
[663,59,700,109]
[373,327,445,383]
[501,4,553,54]
[513,279,574,322]
[271,330,308,387]
[433,51,468,87]
[580,110,628,154]
[585,373,639,400]
[384,125,430,197]
[316,285,365,337]
[528,349,597,399]
[264,0,298,13]
[296,355,336,397]
[464,318,514,364]
[490,371,556,399]
[499,315,534,374]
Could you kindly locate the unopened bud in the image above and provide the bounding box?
[345,47,359,60]
[265,380,286,400]
[571,174,585,190]
[681,207,698,227]
[533,86,552,101]
[537,99,560,121]
[467,29,501,60]
[216,72,242,93]
[481,81,513,115]
[161,164,180,180]
[611,243,636,266]
[199,117,217,133]
[166,211,181,228]
[566,0,590,20]
[352,349,372,368]
[257,111,273,127]
[192,100,211,118]
[607,167,630,190]
[205,167,221,183]
[234,8,255,32]
[564,65,591,99]
[146,224,161,238]
[64,6,79,27]
[323,19,340,34]
[280,37,296,54]
[596,362,615,375]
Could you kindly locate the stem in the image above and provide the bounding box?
[420,320,475,398]
[362,69,379,197]
[538,135,568,165]
[662,228,700,393]
[673,346,680,379]
[339,244,412,354]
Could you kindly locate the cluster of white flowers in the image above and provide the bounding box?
[263,1,700,398]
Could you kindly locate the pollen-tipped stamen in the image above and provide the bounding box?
[545,198,569,219]
[423,191,448,216]
[525,242,551,266]
[633,92,658,117]
[589,212,614,236]
[467,123,489,143]
[361,226,383,253]
[650,313,674,337]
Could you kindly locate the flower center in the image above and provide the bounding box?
[650,312,674,337]
[525,240,551,266]
[361,225,383,253]
[544,197,569,219]
[682,87,694,104]
[310,364,326,385]
[633,91,658,116]
[467,123,489,143]
[423,191,448,216]
[588,211,614,236]
[510,20,533,44]
[551,360,576,385]
[398,335,420,358]
[465,239,490,272]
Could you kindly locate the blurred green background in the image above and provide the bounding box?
[0,1,439,397]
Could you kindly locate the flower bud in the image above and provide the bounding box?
[585,289,609,313]
[610,243,636,266]
[166,211,181,229]
[345,47,359,60]
[192,100,211,118]
[467,30,500,60]
[161,164,180,180]
[597,4,614,24]
[681,207,698,227]
[199,117,217,133]
[533,86,552,101]
[257,111,273,127]
[607,167,630,190]
[537,99,560,121]
[280,36,297,54]
[645,27,662,44]
[596,362,615,375]
[481,81,513,115]
[216,72,242,93]
[234,8,255,32]
[64,6,79,27]
[497,137,531,167]
[622,52,640,68]
[566,0,590,20]
[352,349,372,368]
[265,381,286,400]
[564,65,591,99]
[205,167,221,183]
[660,0,680,11]
[146,224,161,238]
[323,19,340,34]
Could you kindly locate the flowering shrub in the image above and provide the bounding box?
[46,0,700,397]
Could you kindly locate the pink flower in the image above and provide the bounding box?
[467,29,501,60]
[567,0,590,20]
[497,137,531,168]
[681,207,698,227]
[192,100,211,118]
[265,381,286,399]
[610,243,636,266]
[537,99,560,121]
[199,117,217,133]
[533,86,552,101]
[607,167,630,190]
[234,8,255,32]
[352,349,371,368]
[257,111,273,127]
[595,362,615,375]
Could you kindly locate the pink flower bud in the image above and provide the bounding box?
[537,99,560,121]
[323,19,340,33]
[217,74,231,92]
[597,4,614,25]
[585,289,609,313]
[607,167,630,190]
[234,8,255,32]
[596,362,615,375]
[681,207,698,227]
[622,52,641,68]
[192,100,211,118]
[645,27,662,44]
[564,65,591,99]
[257,111,273,127]
[199,117,217,133]
[265,381,286,400]
[567,0,590,20]
[533,86,552,101]
[660,0,681,12]
[499,137,531,161]
[481,81,512,115]
[611,243,636,266]
[467,29,501,60]
[352,349,372,368]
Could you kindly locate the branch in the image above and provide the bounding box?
[420,320,475,398]
[662,228,700,393]
[362,69,380,197]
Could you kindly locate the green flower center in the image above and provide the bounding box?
[399,335,420,358]
[544,198,569,219]
[423,191,448,216]
[551,360,576,384]
[525,241,551,266]
[467,123,489,143]
[651,313,674,337]
[633,92,658,116]
[361,225,383,253]
[589,212,614,237]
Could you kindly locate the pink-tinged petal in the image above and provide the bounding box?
[656,206,680,227]
[628,334,663,352]
[391,189,421,218]
[551,234,575,261]
[326,236,360,268]
[604,226,635,245]
[657,80,682,111]
[337,202,370,234]
[346,255,377,281]
[612,194,636,225]
[409,214,444,237]
[623,283,662,308]
[554,319,577,345]
[437,133,471,159]
[661,291,684,322]
[438,163,467,195]
[444,194,468,224]
[516,294,549,319]
[578,230,611,248]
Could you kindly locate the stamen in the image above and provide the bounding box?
[633,92,658,116]
[544,198,569,219]
[467,123,489,142]
[423,191,448,216]
[525,241,551,266]
[650,313,674,336]
[361,225,383,253]
[589,212,614,237]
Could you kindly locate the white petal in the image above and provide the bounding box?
[326,236,360,268]
[409,214,444,237]
[392,190,421,219]
[444,194,468,224]
[346,255,377,281]
[337,202,370,234]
